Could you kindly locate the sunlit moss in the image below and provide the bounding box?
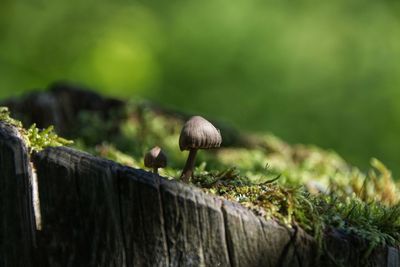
[0,107,73,153]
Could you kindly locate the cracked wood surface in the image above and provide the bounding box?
[1,122,399,267]
[0,123,36,267]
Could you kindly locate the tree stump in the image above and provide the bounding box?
[1,85,400,266]
[1,122,399,266]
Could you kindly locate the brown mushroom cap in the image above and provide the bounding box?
[144,146,167,168]
[179,116,222,151]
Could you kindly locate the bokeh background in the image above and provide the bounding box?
[0,0,399,175]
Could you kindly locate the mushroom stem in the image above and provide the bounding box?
[153,167,158,174]
[180,149,198,182]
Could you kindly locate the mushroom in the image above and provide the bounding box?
[179,116,222,182]
[144,146,167,174]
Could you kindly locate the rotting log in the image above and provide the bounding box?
[1,122,399,267]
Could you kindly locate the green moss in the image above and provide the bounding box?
[0,107,73,153]
[0,107,23,128]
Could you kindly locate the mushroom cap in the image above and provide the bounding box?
[179,116,222,151]
[144,146,167,168]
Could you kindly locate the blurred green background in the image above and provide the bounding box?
[1,0,400,175]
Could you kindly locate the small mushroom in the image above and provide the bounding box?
[144,146,167,174]
[179,116,222,182]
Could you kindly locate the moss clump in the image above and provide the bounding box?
[0,107,73,153]
[191,162,400,255]
[0,106,23,128]
[26,124,73,153]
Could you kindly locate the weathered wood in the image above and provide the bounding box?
[158,176,231,266]
[31,147,126,266]
[0,123,35,267]
[1,122,399,266]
